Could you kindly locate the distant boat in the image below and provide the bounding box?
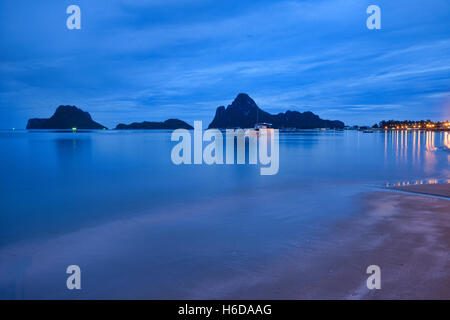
[254,122,272,131]
[254,107,272,130]
[280,127,297,132]
[363,130,374,133]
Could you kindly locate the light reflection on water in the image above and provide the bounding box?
[382,130,449,185]
[444,131,450,149]
[384,130,448,169]
[385,178,450,187]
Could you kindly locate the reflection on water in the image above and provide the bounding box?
[54,137,92,168]
[425,131,437,152]
[383,130,449,185]
[385,130,448,170]
[0,129,448,246]
[445,131,450,150]
[385,178,450,187]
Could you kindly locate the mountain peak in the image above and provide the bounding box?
[55,105,82,113]
[54,105,93,120]
[229,93,259,112]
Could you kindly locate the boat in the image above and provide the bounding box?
[254,108,272,131]
[254,122,272,130]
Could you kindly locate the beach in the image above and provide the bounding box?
[226,184,450,299]
[1,184,448,299]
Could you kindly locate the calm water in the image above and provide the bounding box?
[0,130,449,298]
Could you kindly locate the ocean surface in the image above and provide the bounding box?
[0,129,449,299]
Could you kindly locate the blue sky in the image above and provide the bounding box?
[0,0,449,128]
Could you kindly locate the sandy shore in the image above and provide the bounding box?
[223,184,450,299]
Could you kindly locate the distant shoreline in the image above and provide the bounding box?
[3,127,450,132]
[390,183,450,198]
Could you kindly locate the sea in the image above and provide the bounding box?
[0,129,448,298]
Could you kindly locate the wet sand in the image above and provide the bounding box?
[222,185,450,299]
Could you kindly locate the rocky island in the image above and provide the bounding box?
[25,94,345,131]
[115,119,193,130]
[26,105,107,129]
[208,93,345,129]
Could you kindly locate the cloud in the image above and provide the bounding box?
[0,0,449,127]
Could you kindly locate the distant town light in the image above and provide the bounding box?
[374,120,447,131]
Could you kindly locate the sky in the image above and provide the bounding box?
[0,0,449,128]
